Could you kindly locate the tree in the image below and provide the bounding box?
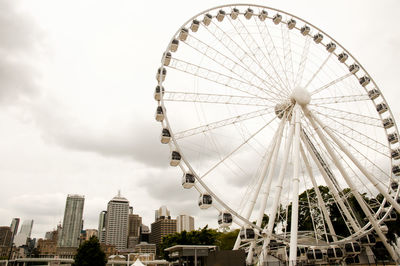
[73,236,106,266]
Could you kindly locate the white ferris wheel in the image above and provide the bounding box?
[153,4,400,265]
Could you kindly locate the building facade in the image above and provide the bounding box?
[105,192,129,250]
[98,210,107,243]
[14,220,33,247]
[128,214,142,249]
[150,206,176,253]
[176,214,195,233]
[10,218,20,241]
[58,194,85,248]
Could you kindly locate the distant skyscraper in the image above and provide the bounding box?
[98,211,107,244]
[58,194,85,247]
[14,220,33,247]
[105,191,129,250]
[0,227,12,246]
[150,206,176,253]
[128,213,142,248]
[176,215,194,233]
[10,218,20,240]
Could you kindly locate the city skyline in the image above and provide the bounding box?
[0,0,399,240]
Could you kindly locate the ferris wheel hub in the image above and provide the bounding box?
[290,86,311,106]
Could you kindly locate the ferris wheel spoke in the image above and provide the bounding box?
[206,19,288,97]
[301,128,360,233]
[280,23,295,88]
[312,105,383,128]
[174,107,274,140]
[163,91,275,107]
[303,108,400,261]
[304,53,333,89]
[320,114,390,157]
[182,34,283,99]
[203,21,286,98]
[311,94,369,105]
[227,16,290,93]
[199,115,278,180]
[310,110,400,214]
[168,58,280,101]
[295,35,311,87]
[310,72,354,96]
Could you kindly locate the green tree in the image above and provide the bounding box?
[216,229,239,250]
[73,236,106,266]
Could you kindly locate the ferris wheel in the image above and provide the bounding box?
[153,4,400,265]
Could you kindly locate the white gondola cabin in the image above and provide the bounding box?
[162,52,171,66]
[383,117,394,129]
[198,193,212,209]
[190,19,200,32]
[155,106,165,122]
[244,8,253,19]
[156,68,167,82]
[287,19,296,29]
[239,227,255,242]
[345,256,360,264]
[170,39,179,52]
[393,165,400,176]
[300,25,310,35]
[258,10,268,21]
[306,248,323,262]
[359,76,371,87]
[344,242,361,255]
[218,212,233,227]
[313,33,323,43]
[160,128,171,144]
[216,10,226,22]
[272,13,282,24]
[182,172,195,189]
[326,42,336,52]
[203,13,212,26]
[368,89,380,100]
[376,102,388,114]
[230,8,239,20]
[391,181,399,191]
[170,151,181,166]
[327,247,344,260]
[349,64,360,74]
[391,148,400,160]
[388,132,399,144]
[338,52,348,63]
[154,86,165,101]
[178,28,189,41]
[360,234,376,246]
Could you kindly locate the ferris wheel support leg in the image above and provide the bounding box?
[245,116,287,263]
[300,131,360,234]
[300,143,338,242]
[289,105,302,266]
[261,111,296,259]
[303,107,400,263]
[307,107,400,215]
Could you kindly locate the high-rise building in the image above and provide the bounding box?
[105,191,129,250]
[0,227,12,246]
[140,225,150,243]
[14,220,33,247]
[10,218,20,240]
[150,206,176,253]
[176,214,195,233]
[98,211,107,244]
[58,194,85,247]
[128,214,142,249]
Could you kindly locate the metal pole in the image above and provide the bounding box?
[289,105,301,266]
[303,107,399,263]
[194,248,197,266]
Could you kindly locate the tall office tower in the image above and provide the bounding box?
[140,225,150,243]
[14,220,34,247]
[105,191,129,250]
[127,214,142,248]
[98,211,107,243]
[0,227,12,246]
[58,194,85,247]
[10,218,20,240]
[150,206,176,253]
[176,214,195,233]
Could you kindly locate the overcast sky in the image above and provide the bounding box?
[1,0,399,239]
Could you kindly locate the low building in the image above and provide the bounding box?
[134,242,156,255]
[100,243,116,259]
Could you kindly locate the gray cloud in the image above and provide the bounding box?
[0,1,42,104]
